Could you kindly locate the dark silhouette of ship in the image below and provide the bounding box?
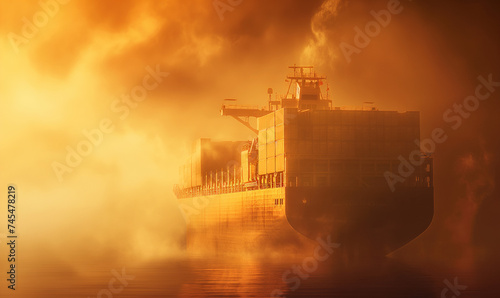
[175,66,434,256]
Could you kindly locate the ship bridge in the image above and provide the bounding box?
[282,65,331,111]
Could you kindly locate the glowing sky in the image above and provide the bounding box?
[0,0,499,273]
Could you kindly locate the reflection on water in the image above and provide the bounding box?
[6,254,499,298]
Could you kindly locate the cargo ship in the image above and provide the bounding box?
[174,66,433,256]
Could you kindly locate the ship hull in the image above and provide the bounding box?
[286,186,434,256]
[179,188,312,255]
[179,186,433,256]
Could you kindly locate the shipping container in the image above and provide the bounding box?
[284,140,298,155]
[328,110,341,125]
[258,129,266,144]
[257,116,265,131]
[313,142,328,155]
[275,109,284,126]
[311,110,328,125]
[284,108,299,125]
[298,141,313,155]
[313,126,327,141]
[327,141,341,156]
[180,139,247,188]
[258,112,275,130]
[266,127,275,143]
[258,144,267,161]
[341,111,355,126]
[276,139,285,155]
[300,159,314,172]
[266,142,276,158]
[327,126,341,140]
[276,154,285,172]
[275,124,285,140]
[249,163,256,181]
[258,158,267,175]
[287,157,299,173]
[284,124,298,140]
[266,157,276,174]
[314,160,329,173]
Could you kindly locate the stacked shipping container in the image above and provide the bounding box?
[180,139,247,189]
[180,108,423,190]
[257,110,292,175]
[256,108,421,187]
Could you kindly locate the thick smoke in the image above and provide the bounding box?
[0,0,499,271]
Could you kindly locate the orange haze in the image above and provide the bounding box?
[0,0,499,274]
